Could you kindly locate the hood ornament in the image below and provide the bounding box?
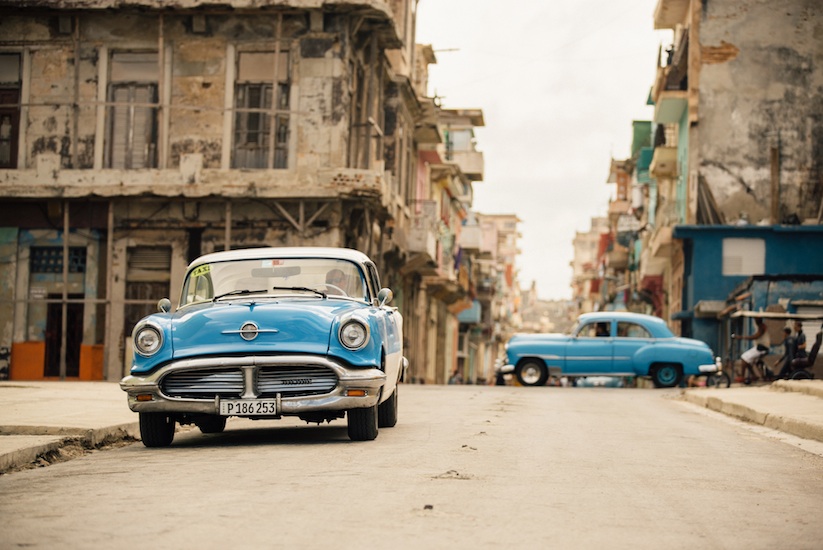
[221,322,279,341]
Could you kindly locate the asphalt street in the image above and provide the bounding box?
[0,379,822,473]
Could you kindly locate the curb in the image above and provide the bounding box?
[0,422,140,474]
[681,384,823,444]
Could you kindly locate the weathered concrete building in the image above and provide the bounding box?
[647,0,821,332]
[572,0,822,340]
[0,0,485,383]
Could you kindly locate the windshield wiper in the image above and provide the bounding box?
[271,286,326,299]
[213,289,269,302]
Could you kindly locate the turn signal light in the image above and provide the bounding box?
[346,389,367,397]
[136,394,154,402]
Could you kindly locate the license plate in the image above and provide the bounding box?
[219,399,278,416]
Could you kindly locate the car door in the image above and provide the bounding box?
[367,264,403,383]
[564,320,614,375]
[613,321,652,375]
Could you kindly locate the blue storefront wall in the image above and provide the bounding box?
[672,225,823,351]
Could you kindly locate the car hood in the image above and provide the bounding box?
[169,298,363,359]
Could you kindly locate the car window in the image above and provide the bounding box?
[578,322,610,338]
[617,322,651,338]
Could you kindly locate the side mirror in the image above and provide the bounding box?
[157,298,172,313]
[377,288,393,307]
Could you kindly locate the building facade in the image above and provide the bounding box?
[573,0,822,348]
[0,1,492,383]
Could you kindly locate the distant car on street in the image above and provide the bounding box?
[501,311,719,388]
[120,247,406,446]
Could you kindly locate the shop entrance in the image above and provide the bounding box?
[44,294,83,377]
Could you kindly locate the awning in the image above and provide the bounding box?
[671,309,693,320]
[730,311,823,321]
[694,300,726,318]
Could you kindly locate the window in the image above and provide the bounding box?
[722,238,765,276]
[233,51,290,169]
[617,322,651,339]
[0,53,21,169]
[125,246,171,334]
[30,246,87,274]
[445,129,472,159]
[106,52,158,169]
[578,322,610,338]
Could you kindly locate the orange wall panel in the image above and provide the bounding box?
[10,342,46,380]
[79,344,105,380]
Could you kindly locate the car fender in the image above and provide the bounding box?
[631,342,679,373]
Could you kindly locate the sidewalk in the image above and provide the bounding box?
[0,381,139,473]
[1,379,822,473]
[680,379,823,443]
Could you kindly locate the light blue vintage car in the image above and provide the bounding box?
[120,247,406,446]
[502,312,719,388]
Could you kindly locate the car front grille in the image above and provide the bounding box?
[160,365,338,399]
[258,365,337,397]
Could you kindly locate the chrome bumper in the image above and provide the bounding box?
[496,364,515,374]
[698,357,722,374]
[120,355,386,416]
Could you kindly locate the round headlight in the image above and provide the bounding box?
[134,325,163,356]
[340,320,369,350]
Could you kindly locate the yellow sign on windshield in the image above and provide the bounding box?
[191,264,211,278]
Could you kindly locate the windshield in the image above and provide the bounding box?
[180,257,367,306]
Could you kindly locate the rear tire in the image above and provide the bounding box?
[347,403,378,441]
[791,369,812,380]
[515,360,549,386]
[651,364,682,388]
[196,415,227,434]
[378,386,398,428]
[139,412,175,447]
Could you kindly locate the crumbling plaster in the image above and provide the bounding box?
[695,0,823,224]
[3,9,386,182]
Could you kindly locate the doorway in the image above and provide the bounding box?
[44,294,83,377]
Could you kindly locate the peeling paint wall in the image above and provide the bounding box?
[1,8,400,184]
[696,0,823,224]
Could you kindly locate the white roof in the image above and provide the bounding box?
[188,247,373,270]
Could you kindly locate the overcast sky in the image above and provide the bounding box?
[415,0,672,301]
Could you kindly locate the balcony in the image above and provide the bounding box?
[650,226,673,257]
[459,224,482,252]
[448,150,484,181]
[654,90,687,124]
[426,276,466,305]
[607,246,629,270]
[407,225,437,259]
[650,146,678,179]
[654,0,689,30]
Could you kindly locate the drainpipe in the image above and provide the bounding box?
[224,200,232,251]
[770,138,780,225]
[105,200,113,379]
[60,201,69,380]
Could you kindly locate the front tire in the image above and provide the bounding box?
[347,403,378,441]
[378,386,398,428]
[139,412,175,447]
[515,360,549,386]
[651,364,682,388]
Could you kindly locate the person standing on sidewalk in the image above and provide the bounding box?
[793,320,807,362]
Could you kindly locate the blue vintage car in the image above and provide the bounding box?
[120,247,406,446]
[502,312,719,388]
